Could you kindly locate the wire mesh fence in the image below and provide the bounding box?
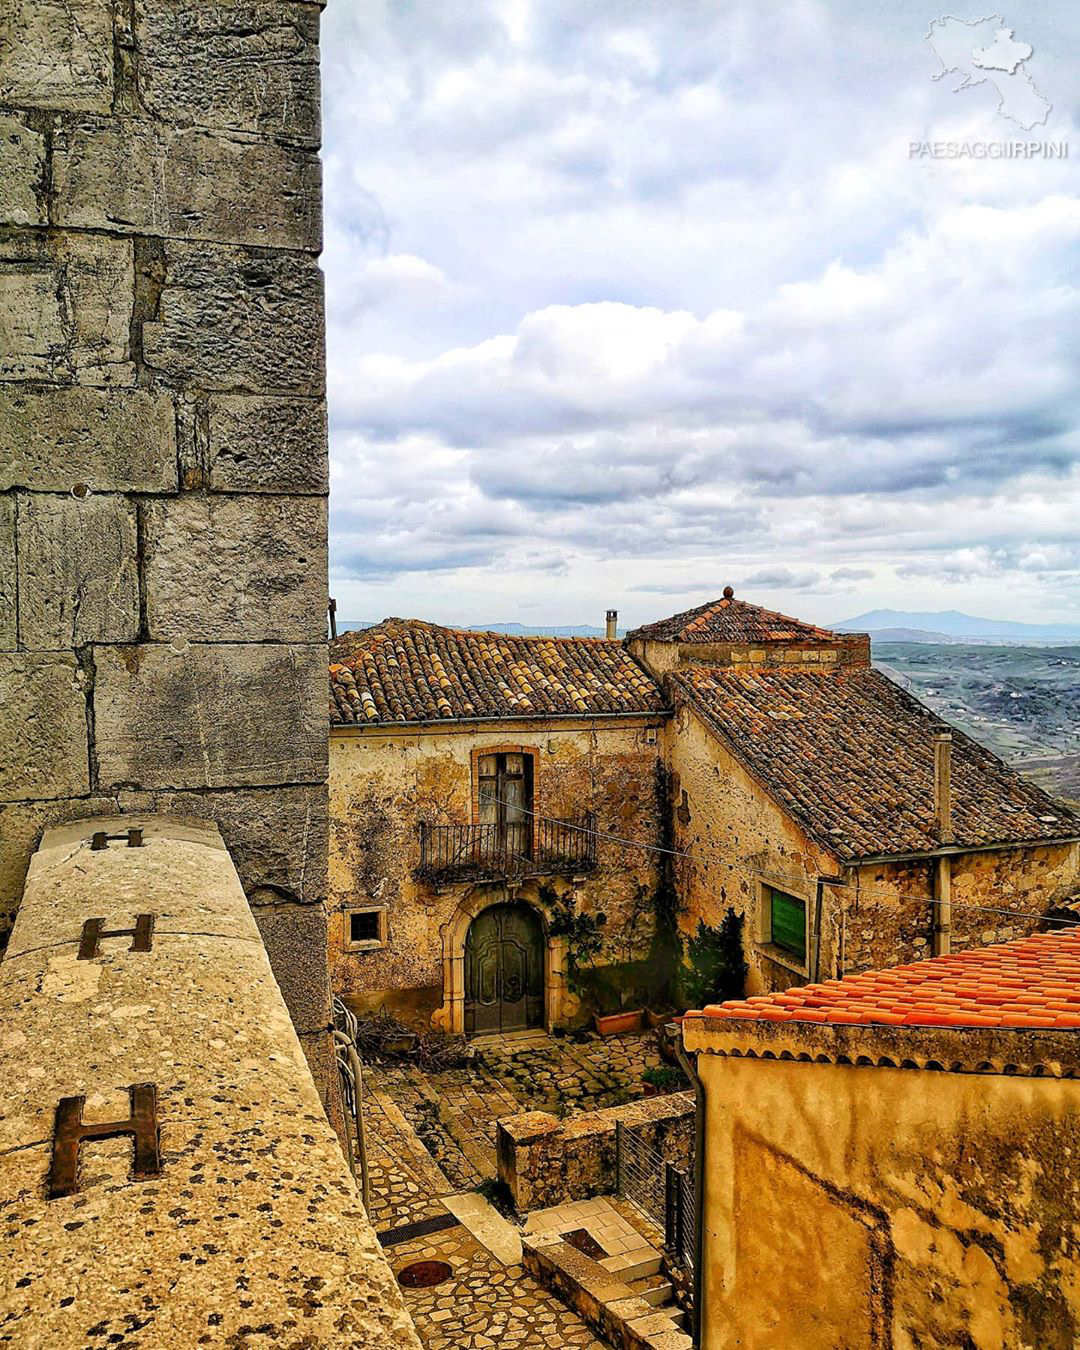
[614,1119,695,1278]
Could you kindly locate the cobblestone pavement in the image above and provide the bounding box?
[389,1222,607,1350]
[362,1030,679,1349]
[367,1029,670,1201]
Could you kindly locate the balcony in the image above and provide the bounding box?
[417,814,597,884]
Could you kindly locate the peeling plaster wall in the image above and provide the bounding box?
[667,705,840,994]
[328,718,665,1021]
[668,708,1079,992]
[694,1052,1080,1350]
[0,0,334,1106]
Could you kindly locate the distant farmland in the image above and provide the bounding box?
[873,642,1080,805]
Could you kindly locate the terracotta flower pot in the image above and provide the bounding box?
[593,1009,644,1037]
[646,1008,677,1030]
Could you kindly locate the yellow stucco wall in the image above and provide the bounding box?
[668,706,1079,993]
[695,1052,1080,1349]
[328,717,664,1023]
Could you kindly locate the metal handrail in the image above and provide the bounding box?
[332,997,370,1214]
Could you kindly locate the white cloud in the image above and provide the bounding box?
[321,0,1080,626]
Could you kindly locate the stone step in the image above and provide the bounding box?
[628,1277,674,1308]
[605,1252,662,1281]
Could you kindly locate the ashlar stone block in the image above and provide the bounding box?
[141,241,324,394]
[94,642,328,792]
[0,0,113,112]
[0,653,89,801]
[0,495,14,649]
[0,113,46,226]
[52,118,322,250]
[16,493,140,648]
[0,387,177,492]
[0,230,134,386]
[137,1,321,146]
[144,495,326,642]
[208,394,328,493]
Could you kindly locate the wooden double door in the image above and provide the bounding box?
[464,902,544,1035]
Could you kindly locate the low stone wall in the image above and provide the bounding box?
[498,1093,695,1212]
[0,815,420,1348]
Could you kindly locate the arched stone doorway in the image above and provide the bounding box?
[433,884,576,1035]
[464,902,544,1035]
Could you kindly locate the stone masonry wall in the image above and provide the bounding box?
[0,1,333,1103]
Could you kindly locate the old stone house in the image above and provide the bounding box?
[329,595,1080,1028]
[630,591,1080,995]
[328,619,669,1033]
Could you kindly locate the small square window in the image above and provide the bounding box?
[346,908,385,949]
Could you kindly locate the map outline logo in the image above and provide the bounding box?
[925,12,1051,130]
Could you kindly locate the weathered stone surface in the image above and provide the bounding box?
[144,494,326,641]
[137,1,322,146]
[0,0,113,112]
[0,387,177,491]
[0,229,133,385]
[254,898,333,1035]
[53,118,322,248]
[141,241,324,393]
[94,642,327,791]
[0,820,420,1349]
[127,783,329,908]
[16,492,140,647]
[0,112,46,225]
[0,495,14,649]
[0,795,118,947]
[208,394,328,492]
[0,653,88,800]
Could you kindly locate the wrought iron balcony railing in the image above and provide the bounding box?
[416,814,597,883]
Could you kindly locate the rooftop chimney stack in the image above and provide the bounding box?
[606,609,618,640]
[933,729,953,841]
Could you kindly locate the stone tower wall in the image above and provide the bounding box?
[0,1,333,1099]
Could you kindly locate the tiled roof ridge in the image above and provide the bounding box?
[688,926,1080,1031]
[350,617,621,646]
[626,592,842,644]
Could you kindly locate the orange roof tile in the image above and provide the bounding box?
[690,927,1080,1030]
[329,619,667,726]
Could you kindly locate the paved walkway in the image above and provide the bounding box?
[362,1029,673,1348]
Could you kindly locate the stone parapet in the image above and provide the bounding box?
[497,1093,695,1212]
[0,816,420,1348]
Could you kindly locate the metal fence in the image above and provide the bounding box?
[614,1119,695,1277]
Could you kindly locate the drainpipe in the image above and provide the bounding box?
[671,1024,705,1348]
[933,730,953,956]
[606,609,618,640]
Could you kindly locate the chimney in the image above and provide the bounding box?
[933,729,952,841]
[606,609,618,640]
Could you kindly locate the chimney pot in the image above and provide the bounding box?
[605,609,618,640]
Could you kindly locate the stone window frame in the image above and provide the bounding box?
[343,904,388,953]
[755,879,811,978]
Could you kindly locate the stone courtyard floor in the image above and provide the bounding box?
[360,1028,673,1348]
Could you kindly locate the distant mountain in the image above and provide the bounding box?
[863,627,959,644]
[834,609,1080,641]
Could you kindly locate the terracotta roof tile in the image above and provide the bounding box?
[329,619,667,726]
[627,591,841,645]
[672,664,1077,857]
[692,926,1080,1029]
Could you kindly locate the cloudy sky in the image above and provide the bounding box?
[320,1,1080,629]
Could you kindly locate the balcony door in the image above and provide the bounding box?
[465,901,545,1034]
[477,752,533,860]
